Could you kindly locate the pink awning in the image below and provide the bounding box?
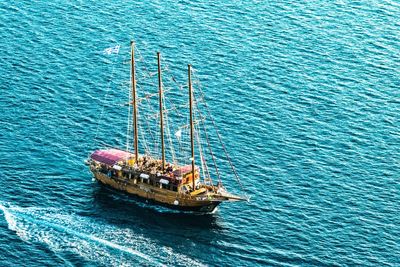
[90,149,132,165]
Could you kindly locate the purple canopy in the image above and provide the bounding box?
[90,149,132,165]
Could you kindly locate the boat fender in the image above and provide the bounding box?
[173,200,179,205]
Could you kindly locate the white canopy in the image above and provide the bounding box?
[159,179,169,185]
[140,173,150,179]
[112,165,122,171]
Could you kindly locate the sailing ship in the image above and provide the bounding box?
[86,41,247,213]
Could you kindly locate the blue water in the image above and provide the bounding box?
[0,1,399,266]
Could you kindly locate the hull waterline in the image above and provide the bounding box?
[92,170,221,213]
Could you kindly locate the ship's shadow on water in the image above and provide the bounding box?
[87,185,224,232]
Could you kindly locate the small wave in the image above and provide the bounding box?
[0,203,206,267]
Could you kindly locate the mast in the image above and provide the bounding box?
[157,52,165,171]
[188,64,195,190]
[130,41,139,163]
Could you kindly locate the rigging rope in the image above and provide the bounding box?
[193,96,222,184]
[163,93,177,164]
[192,71,248,194]
[195,116,212,184]
[93,49,120,147]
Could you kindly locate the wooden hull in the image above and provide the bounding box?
[91,170,221,213]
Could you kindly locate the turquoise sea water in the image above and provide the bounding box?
[0,1,399,266]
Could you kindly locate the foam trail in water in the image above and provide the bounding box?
[0,204,16,230]
[0,203,205,267]
[19,214,158,264]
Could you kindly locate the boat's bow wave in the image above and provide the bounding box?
[0,202,206,267]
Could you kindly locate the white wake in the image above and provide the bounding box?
[0,203,206,267]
